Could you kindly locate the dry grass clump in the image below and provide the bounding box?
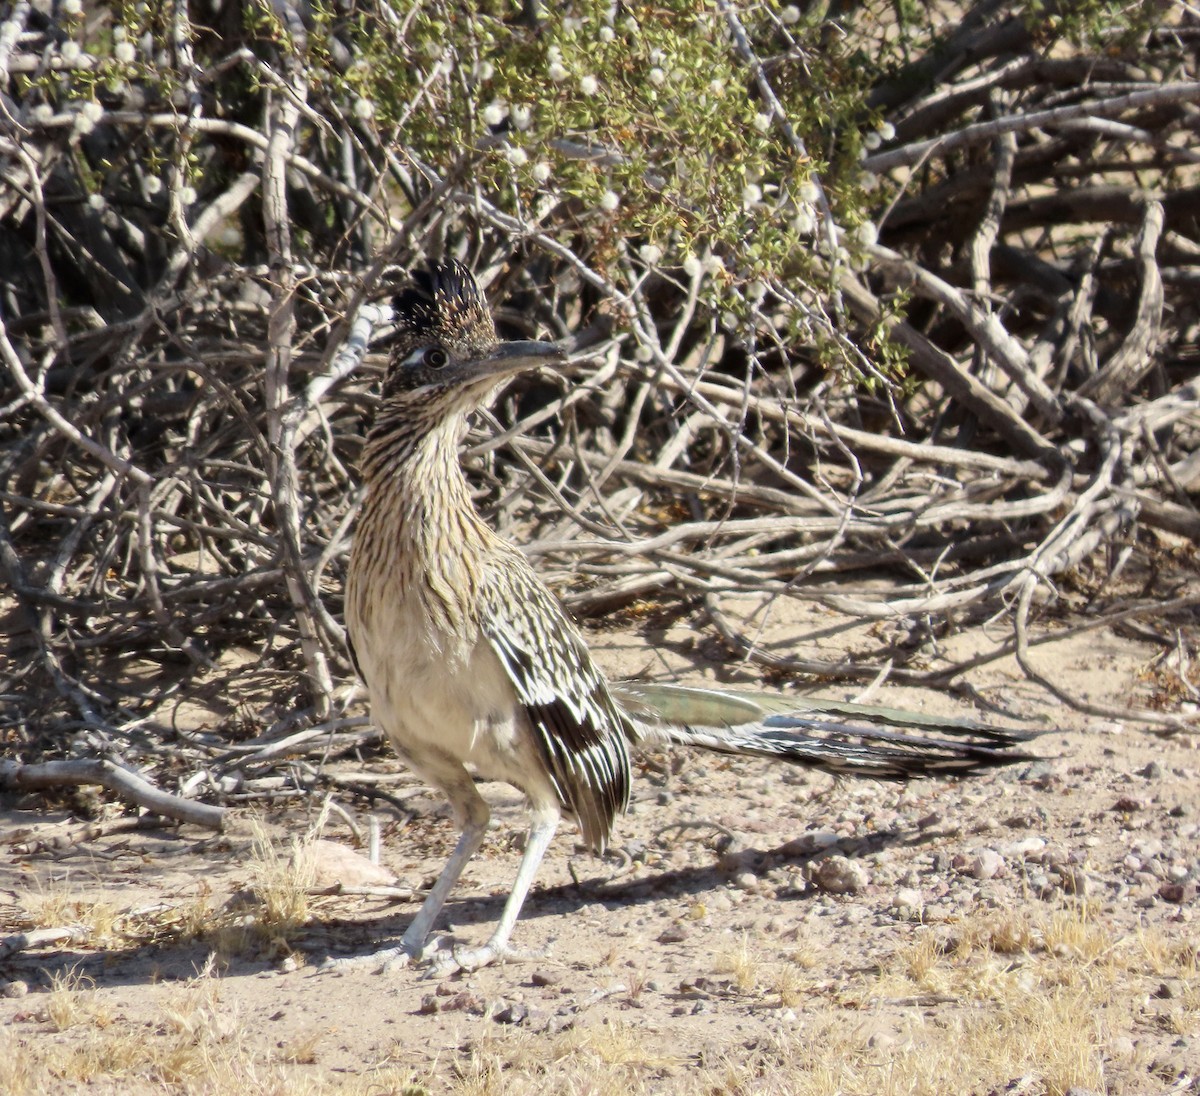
[43,966,112,1033]
[449,1020,684,1096]
[714,931,762,994]
[0,967,439,1096]
[24,889,122,944]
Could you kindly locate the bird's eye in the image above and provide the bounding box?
[424,347,448,369]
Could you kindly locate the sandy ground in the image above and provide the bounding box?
[1,595,1198,1095]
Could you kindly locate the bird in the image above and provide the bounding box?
[339,259,1038,974]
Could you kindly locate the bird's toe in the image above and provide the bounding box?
[317,945,412,975]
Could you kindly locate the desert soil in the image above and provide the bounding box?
[1,595,1198,1095]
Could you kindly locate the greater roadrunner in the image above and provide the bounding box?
[342,260,1036,973]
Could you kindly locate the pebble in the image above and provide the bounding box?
[1160,881,1198,904]
[1055,865,1091,897]
[1005,837,1046,859]
[811,855,870,895]
[893,887,922,910]
[1,980,28,998]
[493,1000,530,1025]
[306,839,399,888]
[657,923,689,944]
[968,848,1005,880]
[1108,1035,1135,1058]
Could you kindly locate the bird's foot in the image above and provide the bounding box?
[426,939,548,978]
[318,937,446,975]
[320,936,546,978]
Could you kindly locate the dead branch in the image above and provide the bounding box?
[1,1,1196,823]
[0,760,225,830]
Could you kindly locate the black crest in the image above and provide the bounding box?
[392,260,495,352]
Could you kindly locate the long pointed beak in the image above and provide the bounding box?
[473,339,567,379]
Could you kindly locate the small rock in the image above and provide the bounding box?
[1122,854,1143,873]
[1140,761,1165,780]
[1152,1056,1187,1080]
[734,872,758,892]
[307,839,399,889]
[1111,795,1147,813]
[1020,760,1061,785]
[1,980,28,998]
[1028,872,1053,898]
[623,839,648,863]
[530,969,561,987]
[1159,881,1198,904]
[1167,864,1191,883]
[1004,812,1041,829]
[493,1001,529,1025]
[1006,837,1046,859]
[967,849,1005,880]
[657,925,688,944]
[866,1030,897,1051]
[812,855,870,895]
[1055,865,1092,897]
[893,887,923,910]
[1109,1035,1135,1058]
[917,811,943,830]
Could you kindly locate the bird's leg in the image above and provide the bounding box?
[396,806,489,959]
[321,766,489,974]
[441,803,559,974]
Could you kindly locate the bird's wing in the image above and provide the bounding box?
[481,561,631,853]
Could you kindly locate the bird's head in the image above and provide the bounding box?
[380,260,565,416]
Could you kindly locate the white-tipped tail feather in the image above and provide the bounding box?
[614,682,1040,780]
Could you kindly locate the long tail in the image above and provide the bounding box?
[612,682,1042,780]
